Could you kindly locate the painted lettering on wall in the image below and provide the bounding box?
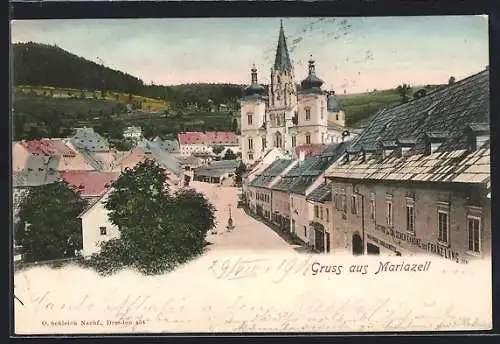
[374,225,469,264]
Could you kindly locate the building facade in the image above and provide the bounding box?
[325,69,491,263]
[239,21,354,166]
[177,131,239,157]
[78,189,120,258]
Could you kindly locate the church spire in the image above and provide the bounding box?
[273,20,293,73]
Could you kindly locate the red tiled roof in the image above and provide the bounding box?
[22,139,76,157]
[60,171,120,197]
[177,131,238,145]
[295,144,326,157]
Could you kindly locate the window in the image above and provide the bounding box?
[336,114,339,121]
[247,113,253,125]
[369,193,376,220]
[314,205,319,218]
[248,138,253,150]
[351,195,358,215]
[385,196,393,226]
[467,216,481,253]
[306,134,311,144]
[438,210,449,244]
[304,226,307,237]
[291,136,297,148]
[321,106,324,120]
[262,137,266,150]
[406,198,415,233]
[305,107,311,121]
[100,226,107,235]
[292,219,296,233]
[321,133,325,144]
[325,207,329,222]
[320,207,323,219]
[248,153,254,160]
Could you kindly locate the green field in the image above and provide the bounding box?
[340,85,442,128]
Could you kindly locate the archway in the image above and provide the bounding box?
[367,243,380,255]
[352,233,363,256]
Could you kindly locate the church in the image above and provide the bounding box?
[239,21,355,165]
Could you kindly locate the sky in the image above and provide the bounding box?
[11,16,489,93]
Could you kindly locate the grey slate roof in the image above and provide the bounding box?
[13,155,61,187]
[153,138,179,152]
[208,159,240,170]
[306,182,332,203]
[347,69,489,155]
[249,159,293,188]
[70,127,110,152]
[272,142,347,194]
[194,168,228,178]
[326,70,490,187]
[147,145,181,176]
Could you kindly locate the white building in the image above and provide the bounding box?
[123,126,143,140]
[240,21,354,166]
[177,131,239,158]
[78,188,120,258]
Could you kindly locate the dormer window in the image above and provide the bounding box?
[397,138,417,157]
[465,123,489,151]
[361,145,376,162]
[424,132,448,155]
[382,141,397,159]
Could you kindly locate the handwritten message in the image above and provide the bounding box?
[13,254,492,334]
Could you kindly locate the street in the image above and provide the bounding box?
[189,181,296,252]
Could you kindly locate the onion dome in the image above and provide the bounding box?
[300,56,324,94]
[327,91,341,112]
[243,65,265,100]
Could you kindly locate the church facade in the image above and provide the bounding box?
[240,21,352,166]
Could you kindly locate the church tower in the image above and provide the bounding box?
[240,65,267,165]
[296,56,329,146]
[267,20,298,154]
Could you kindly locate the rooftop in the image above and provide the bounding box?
[273,143,346,194]
[326,70,490,188]
[295,144,326,157]
[249,159,293,188]
[346,69,489,155]
[60,171,120,198]
[177,131,239,145]
[21,139,77,157]
[306,182,332,203]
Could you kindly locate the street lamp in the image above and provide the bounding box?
[226,203,235,232]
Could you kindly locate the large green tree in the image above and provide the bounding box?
[14,182,88,262]
[89,159,216,275]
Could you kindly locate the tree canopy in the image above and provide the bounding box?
[222,148,237,160]
[88,159,216,275]
[14,182,88,262]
